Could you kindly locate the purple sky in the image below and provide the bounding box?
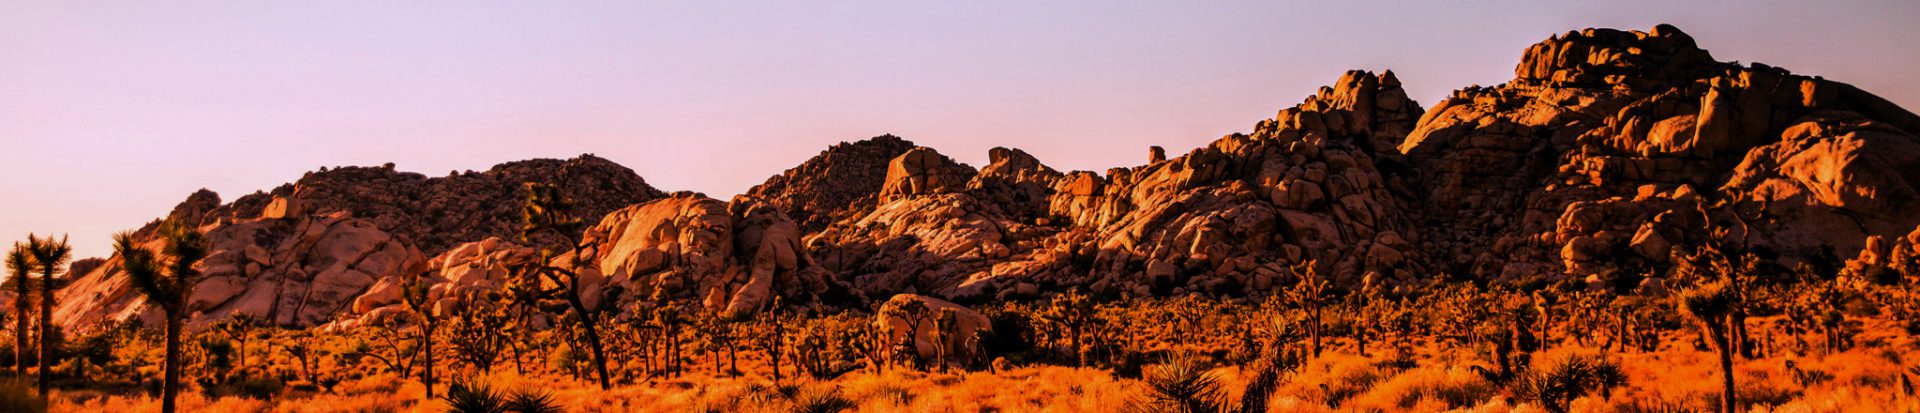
[4,1,1917,261]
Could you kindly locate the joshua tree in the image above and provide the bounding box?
[880,298,931,370]
[652,302,686,377]
[444,292,508,374]
[1038,289,1094,366]
[515,182,616,390]
[1678,279,1739,413]
[114,224,207,413]
[1284,262,1329,358]
[400,269,442,398]
[751,296,789,383]
[5,242,34,378]
[215,313,259,373]
[25,234,69,404]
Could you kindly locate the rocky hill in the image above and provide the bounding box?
[44,24,1920,330]
[51,155,662,328]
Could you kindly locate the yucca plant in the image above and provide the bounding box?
[790,386,857,413]
[1511,354,1626,413]
[116,223,209,413]
[4,244,34,379]
[441,380,565,413]
[504,387,562,413]
[1129,351,1227,413]
[23,234,68,405]
[442,380,506,413]
[1237,319,1306,413]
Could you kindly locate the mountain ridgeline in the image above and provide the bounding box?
[46,25,1920,330]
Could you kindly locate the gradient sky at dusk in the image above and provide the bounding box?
[4,1,1918,261]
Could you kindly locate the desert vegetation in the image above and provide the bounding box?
[3,223,1919,412]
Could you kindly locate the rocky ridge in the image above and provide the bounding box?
[40,25,1920,330]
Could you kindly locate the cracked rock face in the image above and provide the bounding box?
[1401,25,1920,282]
[50,155,658,331]
[55,211,425,329]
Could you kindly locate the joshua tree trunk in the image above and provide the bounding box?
[421,320,435,399]
[38,266,55,403]
[568,297,612,390]
[1308,307,1322,358]
[13,297,27,378]
[1700,317,1736,413]
[162,310,184,413]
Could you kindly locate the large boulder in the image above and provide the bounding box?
[873,294,992,362]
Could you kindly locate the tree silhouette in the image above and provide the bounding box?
[400,269,441,398]
[515,182,617,390]
[115,224,208,413]
[880,298,931,370]
[5,243,34,379]
[1678,279,1738,413]
[1283,262,1329,358]
[25,234,69,405]
[1038,289,1093,366]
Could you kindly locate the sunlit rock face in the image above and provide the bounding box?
[1401,25,1920,282]
[55,209,426,330]
[49,155,662,331]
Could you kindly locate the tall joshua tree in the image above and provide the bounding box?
[400,269,441,399]
[1679,279,1738,413]
[116,224,208,413]
[517,182,615,390]
[1284,261,1329,358]
[25,234,70,404]
[5,243,34,378]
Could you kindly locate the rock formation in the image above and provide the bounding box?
[43,24,1920,332]
[1400,25,1920,282]
[52,155,661,330]
[748,135,917,232]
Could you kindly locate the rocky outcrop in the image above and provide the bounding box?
[572,192,844,315]
[878,147,978,203]
[49,24,1920,329]
[1401,25,1920,281]
[1843,225,1920,283]
[56,199,425,329]
[181,155,661,255]
[794,70,1427,301]
[748,135,918,232]
[53,156,660,330]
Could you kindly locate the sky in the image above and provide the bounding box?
[3,1,1918,261]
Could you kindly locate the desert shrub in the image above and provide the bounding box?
[790,386,856,413]
[1365,368,1495,409]
[1128,352,1227,413]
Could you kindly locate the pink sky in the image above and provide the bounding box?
[3,1,1917,261]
